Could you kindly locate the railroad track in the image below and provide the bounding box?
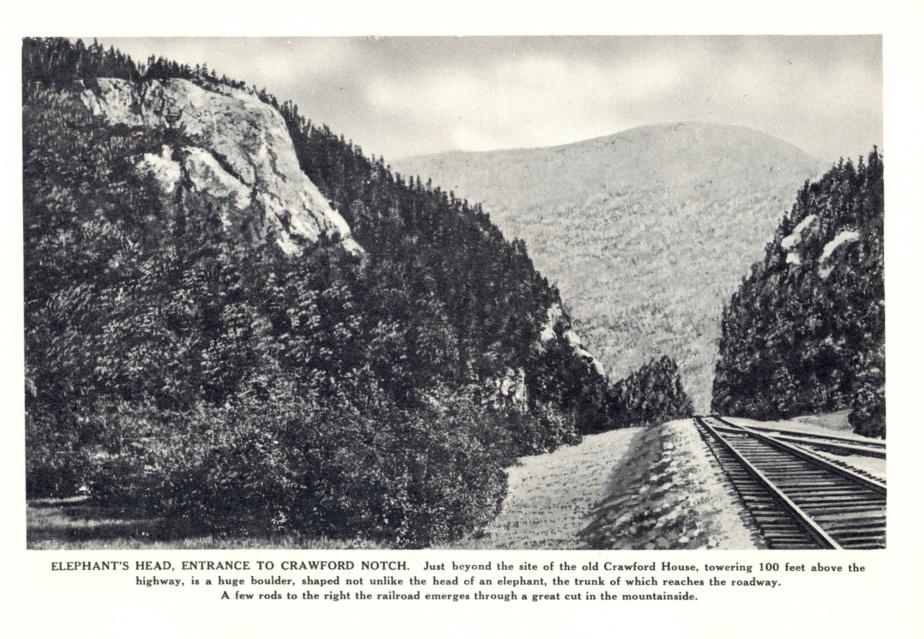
[694,416,886,549]
[716,417,886,459]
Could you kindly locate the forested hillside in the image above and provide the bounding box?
[23,38,693,546]
[394,124,823,411]
[712,151,884,437]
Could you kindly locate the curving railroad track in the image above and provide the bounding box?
[694,416,886,549]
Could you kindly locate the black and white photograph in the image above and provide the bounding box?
[21,33,887,552]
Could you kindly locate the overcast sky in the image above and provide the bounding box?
[100,36,881,163]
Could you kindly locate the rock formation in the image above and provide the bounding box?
[81,77,361,255]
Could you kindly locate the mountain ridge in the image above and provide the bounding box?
[396,121,819,164]
[394,122,826,410]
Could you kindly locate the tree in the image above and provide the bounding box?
[712,150,884,437]
[609,356,694,428]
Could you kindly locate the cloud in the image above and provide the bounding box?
[98,36,882,161]
[366,52,696,154]
[102,37,360,84]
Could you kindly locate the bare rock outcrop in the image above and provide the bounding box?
[81,77,361,255]
[779,214,861,278]
[780,214,821,265]
[818,229,861,279]
[539,303,607,377]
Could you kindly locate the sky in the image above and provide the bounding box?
[100,36,882,163]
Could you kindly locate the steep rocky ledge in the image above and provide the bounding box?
[80,77,361,255]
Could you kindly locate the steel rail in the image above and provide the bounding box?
[712,416,887,494]
[710,416,886,448]
[694,416,842,549]
[709,422,886,459]
[748,434,885,459]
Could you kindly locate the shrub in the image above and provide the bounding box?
[608,356,695,428]
[848,346,885,438]
[504,407,580,456]
[89,392,508,547]
[26,407,88,498]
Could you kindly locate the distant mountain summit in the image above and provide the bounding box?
[394,122,825,410]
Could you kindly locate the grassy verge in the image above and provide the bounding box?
[447,427,642,549]
[26,497,386,550]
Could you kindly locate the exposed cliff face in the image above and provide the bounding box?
[80,77,361,255]
[539,304,606,377]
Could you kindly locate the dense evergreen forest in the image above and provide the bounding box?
[608,356,695,429]
[712,151,884,437]
[23,38,693,545]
